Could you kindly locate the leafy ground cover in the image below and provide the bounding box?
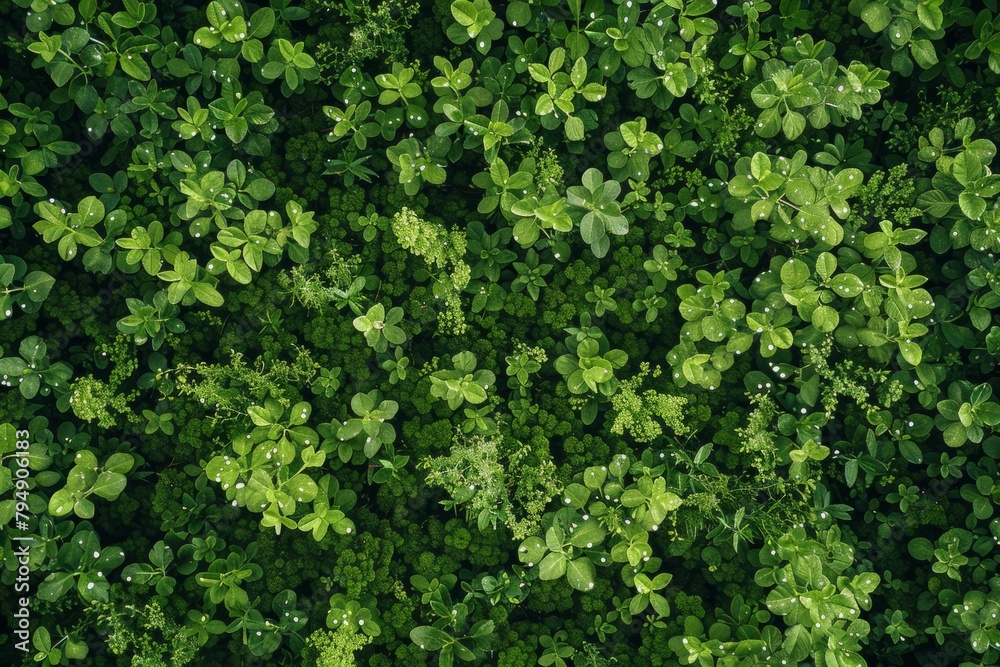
[2,0,1000,665]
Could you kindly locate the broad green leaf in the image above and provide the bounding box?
[38,573,76,602]
[861,3,892,32]
[191,282,224,307]
[828,274,864,297]
[815,252,837,282]
[910,39,938,68]
[783,624,812,662]
[780,258,810,288]
[411,625,452,651]
[565,115,584,141]
[91,471,127,500]
[908,537,934,560]
[812,306,839,332]
[538,551,567,580]
[959,192,986,220]
[898,340,922,366]
[782,110,806,140]
[567,519,606,549]
[565,557,596,591]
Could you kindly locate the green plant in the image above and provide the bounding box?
[605,118,662,183]
[908,528,972,581]
[643,245,684,292]
[257,38,319,95]
[0,255,54,320]
[409,575,495,664]
[32,196,106,262]
[554,336,628,424]
[8,1,1000,664]
[421,428,560,537]
[297,475,357,540]
[566,168,628,258]
[117,291,186,350]
[29,626,90,666]
[37,523,126,603]
[203,399,327,533]
[0,336,73,399]
[538,630,575,667]
[353,302,407,353]
[47,450,135,519]
[195,544,264,611]
[311,366,343,398]
[585,285,618,316]
[448,0,505,54]
[386,137,449,195]
[681,525,883,667]
[326,593,381,637]
[429,351,495,411]
[750,57,890,140]
[935,381,1000,447]
[511,249,552,301]
[121,541,177,596]
[329,390,399,461]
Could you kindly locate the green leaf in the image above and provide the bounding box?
[783,624,812,662]
[79,0,97,20]
[565,116,585,142]
[782,110,806,140]
[812,306,839,333]
[565,557,596,591]
[451,0,479,27]
[757,106,783,138]
[953,151,984,185]
[506,2,531,28]
[828,274,865,297]
[861,2,892,32]
[910,39,938,68]
[898,340,922,366]
[917,3,943,31]
[977,402,1000,426]
[411,626,452,651]
[562,483,590,509]
[538,552,567,580]
[245,179,275,201]
[583,466,607,490]
[462,382,487,404]
[38,573,76,602]
[103,453,135,474]
[261,61,286,80]
[959,192,986,220]
[780,258,810,288]
[119,53,151,81]
[191,282,224,307]
[48,488,76,517]
[898,439,923,464]
[22,271,55,302]
[227,259,252,284]
[91,471,127,500]
[943,422,967,448]
[567,519,606,549]
[845,459,858,487]
[242,40,265,63]
[519,536,547,564]
[888,18,913,46]
[815,253,838,282]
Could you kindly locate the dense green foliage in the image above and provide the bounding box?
[2,0,1000,666]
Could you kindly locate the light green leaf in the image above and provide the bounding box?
[565,557,596,591]
[910,39,938,68]
[538,551,567,580]
[860,2,892,32]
